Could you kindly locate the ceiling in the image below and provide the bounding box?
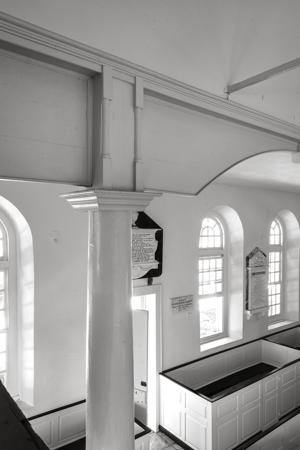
[217,151,300,193]
[1,0,299,126]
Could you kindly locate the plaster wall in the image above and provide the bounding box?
[0,180,88,416]
[146,182,300,369]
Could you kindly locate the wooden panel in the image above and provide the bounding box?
[279,383,297,417]
[216,394,238,420]
[0,50,91,184]
[280,365,297,386]
[110,78,134,190]
[262,393,278,430]
[216,416,239,450]
[240,402,261,442]
[263,374,277,394]
[240,383,261,408]
[31,419,52,446]
[160,377,183,438]
[58,408,85,441]
[185,391,208,419]
[185,413,207,450]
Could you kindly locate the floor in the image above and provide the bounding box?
[60,431,184,449]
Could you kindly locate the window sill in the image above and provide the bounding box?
[200,336,238,352]
[268,320,296,331]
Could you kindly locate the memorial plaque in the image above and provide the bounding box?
[246,247,268,312]
[132,212,163,279]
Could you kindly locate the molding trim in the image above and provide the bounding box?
[29,402,86,450]
[61,189,161,211]
[0,12,300,142]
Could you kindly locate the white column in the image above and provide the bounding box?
[61,190,160,450]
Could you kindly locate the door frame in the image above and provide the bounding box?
[132,284,162,432]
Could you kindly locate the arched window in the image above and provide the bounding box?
[0,198,34,404]
[0,220,9,387]
[268,219,283,320]
[199,217,226,342]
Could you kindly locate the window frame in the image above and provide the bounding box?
[198,216,228,344]
[268,218,284,323]
[0,216,18,398]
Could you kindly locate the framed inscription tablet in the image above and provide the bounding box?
[132,212,163,280]
[246,247,268,312]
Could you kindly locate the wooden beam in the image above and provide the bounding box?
[227,57,300,94]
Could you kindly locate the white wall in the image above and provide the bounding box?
[145,182,300,369]
[0,180,88,416]
[3,176,300,413]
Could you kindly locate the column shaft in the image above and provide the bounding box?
[86,209,134,450]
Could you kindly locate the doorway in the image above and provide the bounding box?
[132,285,161,432]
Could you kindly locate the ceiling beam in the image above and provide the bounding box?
[227,57,300,94]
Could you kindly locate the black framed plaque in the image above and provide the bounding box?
[132,212,163,280]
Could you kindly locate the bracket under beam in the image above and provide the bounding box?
[226,57,300,94]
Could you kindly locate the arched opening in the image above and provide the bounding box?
[0,195,34,405]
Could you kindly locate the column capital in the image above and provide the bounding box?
[60,189,161,212]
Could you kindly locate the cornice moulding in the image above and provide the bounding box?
[61,189,161,211]
[1,12,300,141]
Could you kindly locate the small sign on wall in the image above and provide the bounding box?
[171,295,193,313]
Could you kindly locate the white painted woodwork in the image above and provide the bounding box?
[1,11,300,141]
[62,189,159,450]
[110,78,135,190]
[30,403,152,450]
[160,341,300,450]
[262,374,278,430]
[30,403,86,449]
[227,57,300,94]
[164,341,287,392]
[100,65,113,188]
[134,77,144,191]
[278,365,297,417]
[142,96,296,194]
[0,49,91,184]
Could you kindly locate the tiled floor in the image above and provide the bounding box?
[146,431,184,449]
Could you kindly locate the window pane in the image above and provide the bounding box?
[0,333,6,352]
[0,272,5,291]
[199,256,223,296]
[0,353,6,372]
[269,220,282,246]
[0,311,6,330]
[0,292,4,310]
[268,247,282,317]
[199,297,223,339]
[199,217,223,249]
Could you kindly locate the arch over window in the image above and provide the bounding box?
[268,211,300,327]
[0,196,34,404]
[198,207,244,348]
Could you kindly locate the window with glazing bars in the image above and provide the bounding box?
[268,219,283,320]
[0,222,8,386]
[199,217,225,341]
